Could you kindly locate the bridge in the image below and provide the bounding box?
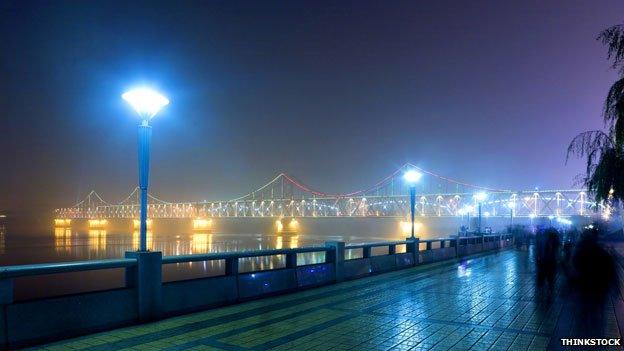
[55,164,604,220]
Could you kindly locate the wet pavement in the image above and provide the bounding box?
[34,248,624,350]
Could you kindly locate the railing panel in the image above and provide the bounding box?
[7,288,136,348]
[343,258,371,279]
[162,276,237,315]
[370,254,396,273]
[296,264,334,288]
[238,269,297,299]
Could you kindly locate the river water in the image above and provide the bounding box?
[0,216,507,300]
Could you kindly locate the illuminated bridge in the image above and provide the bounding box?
[55,164,603,220]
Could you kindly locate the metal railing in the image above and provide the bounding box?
[161,246,331,265]
[0,258,137,279]
[0,234,513,280]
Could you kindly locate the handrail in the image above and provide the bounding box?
[345,240,408,249]
[420,238,449,243]
[0,235,514,279]
[0,258,137,279]
[162,246,332,265]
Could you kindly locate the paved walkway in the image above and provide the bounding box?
[33,249,623,350]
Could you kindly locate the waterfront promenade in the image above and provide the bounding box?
[34,249,624,350]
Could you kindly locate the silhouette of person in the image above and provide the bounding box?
[568,227,616,337]
[572,228,615,300]
[535,228,560,296]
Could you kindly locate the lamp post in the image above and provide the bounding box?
[473,192,487,235]
[507,202,515,227]
[403,170,423,239]
[122,88,169,251]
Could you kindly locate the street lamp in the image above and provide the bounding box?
[464,205,474,231]
[403,170,423,239]
[122,87,169,251]
[473,192,487,235]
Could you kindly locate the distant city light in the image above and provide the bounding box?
[54,219,71,227]
[88,219,108,228]
[122,87,169,120]
[193,218,212,230]
[403,170,423,185]
[473,192,487,202]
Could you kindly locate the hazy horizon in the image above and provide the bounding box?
[3,1,624,215]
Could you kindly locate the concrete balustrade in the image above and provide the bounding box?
[0,233,514,349]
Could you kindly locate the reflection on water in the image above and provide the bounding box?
[191,233,211,253]
[132,231,154,251]
[0,224,5,255]
[132,219,153,229]
[275,235,299,249]
[46,228,320,281]
[3,218,412,300]
[54,227,72,253]
[88,230,107,253]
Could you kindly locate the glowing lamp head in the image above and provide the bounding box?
[473,192,487,202]
[122,87,169,120]
[403,170,422,185]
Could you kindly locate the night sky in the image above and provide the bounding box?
[1,1,623,215]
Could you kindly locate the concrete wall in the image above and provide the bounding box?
[6,288,136,347]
